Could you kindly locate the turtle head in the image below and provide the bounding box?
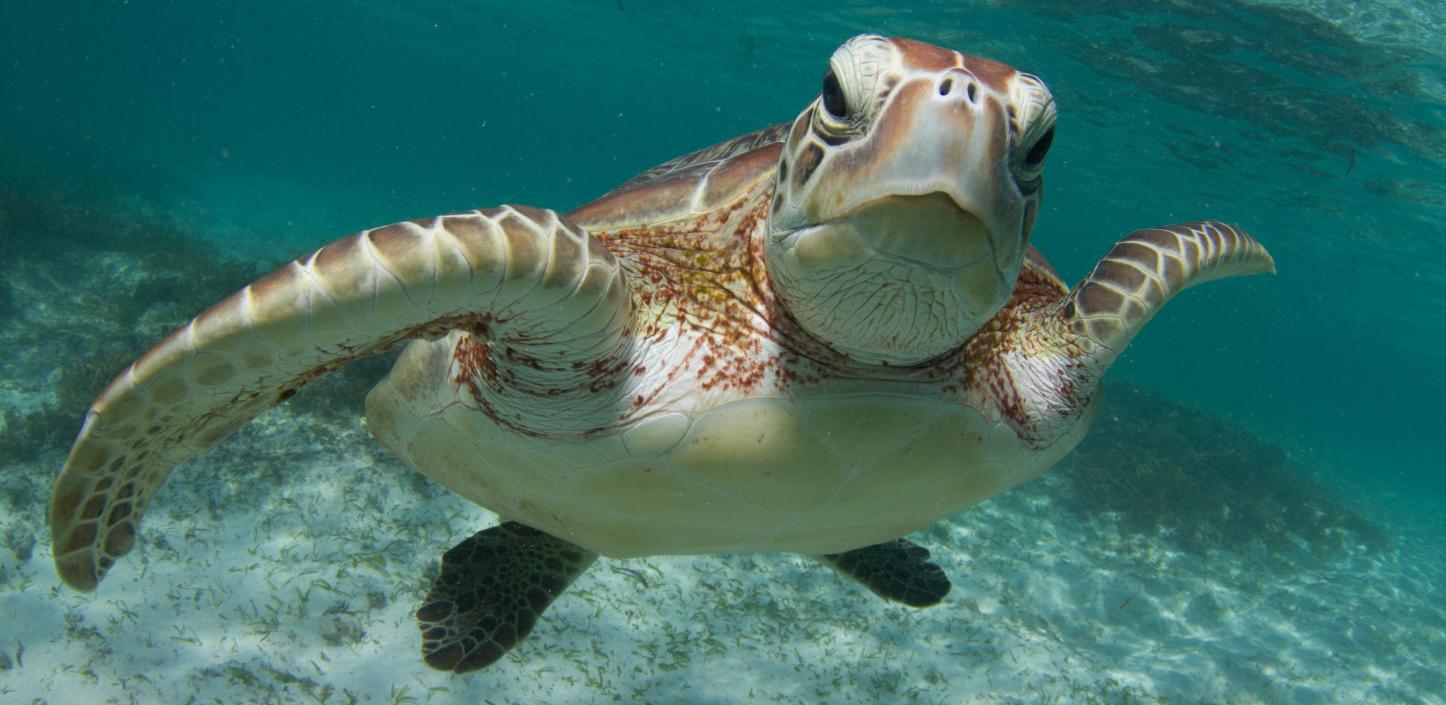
[766,35,1056,365]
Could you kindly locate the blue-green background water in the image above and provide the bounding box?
[6,0,1441,498]
[2,0,1443,701]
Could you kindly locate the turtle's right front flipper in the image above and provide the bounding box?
[418,522,598,673]
[50,207,632,591]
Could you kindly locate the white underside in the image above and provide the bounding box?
[365,338,1091,557]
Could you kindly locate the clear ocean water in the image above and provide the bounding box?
[2,1,1442,703]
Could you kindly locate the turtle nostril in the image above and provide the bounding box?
[941,76,980,104]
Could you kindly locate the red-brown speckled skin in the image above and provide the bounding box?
[558,136,1083,448]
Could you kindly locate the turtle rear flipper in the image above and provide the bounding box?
[815,539,951,608]
[418,522,598,673]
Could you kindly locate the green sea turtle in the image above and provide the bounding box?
[50,35,1274,673]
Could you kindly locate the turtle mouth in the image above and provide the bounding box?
[842,192,993,270]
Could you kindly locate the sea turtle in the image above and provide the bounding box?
[50,35,1274,673]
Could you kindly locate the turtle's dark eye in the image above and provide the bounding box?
[1025,126,1055,166]
[821,70,847,119]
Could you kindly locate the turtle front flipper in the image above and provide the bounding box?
[51,207,632,591]
[418,522,598,673]
[1065,220,1275,372]
[814,539,951,607]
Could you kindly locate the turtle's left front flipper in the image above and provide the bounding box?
[418,522,598,673]
[814,539,951,607]
[1065,221,1274,372]
[51,207,632,592]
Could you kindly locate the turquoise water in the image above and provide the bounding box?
[2,1,1443,702]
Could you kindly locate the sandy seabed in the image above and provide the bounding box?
[2,392,1443,705]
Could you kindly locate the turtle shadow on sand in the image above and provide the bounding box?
[1050,378,1385,562]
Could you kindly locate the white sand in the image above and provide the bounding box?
[2,397,1443,705]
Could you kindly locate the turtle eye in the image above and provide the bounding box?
[821,70,847,119]
[1024,126,1054,166]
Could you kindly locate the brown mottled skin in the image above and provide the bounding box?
[575,154,1079,446]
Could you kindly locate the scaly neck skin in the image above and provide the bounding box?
[595,181,851,368]
[763,194,1017,367]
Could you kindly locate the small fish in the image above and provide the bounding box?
[610,565,650,588]
[1343,147,1356,178]
[1118,590,1139,610]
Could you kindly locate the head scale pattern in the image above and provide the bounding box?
[765,35,1057,366]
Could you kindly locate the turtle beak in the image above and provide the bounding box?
[841,192,993,270]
